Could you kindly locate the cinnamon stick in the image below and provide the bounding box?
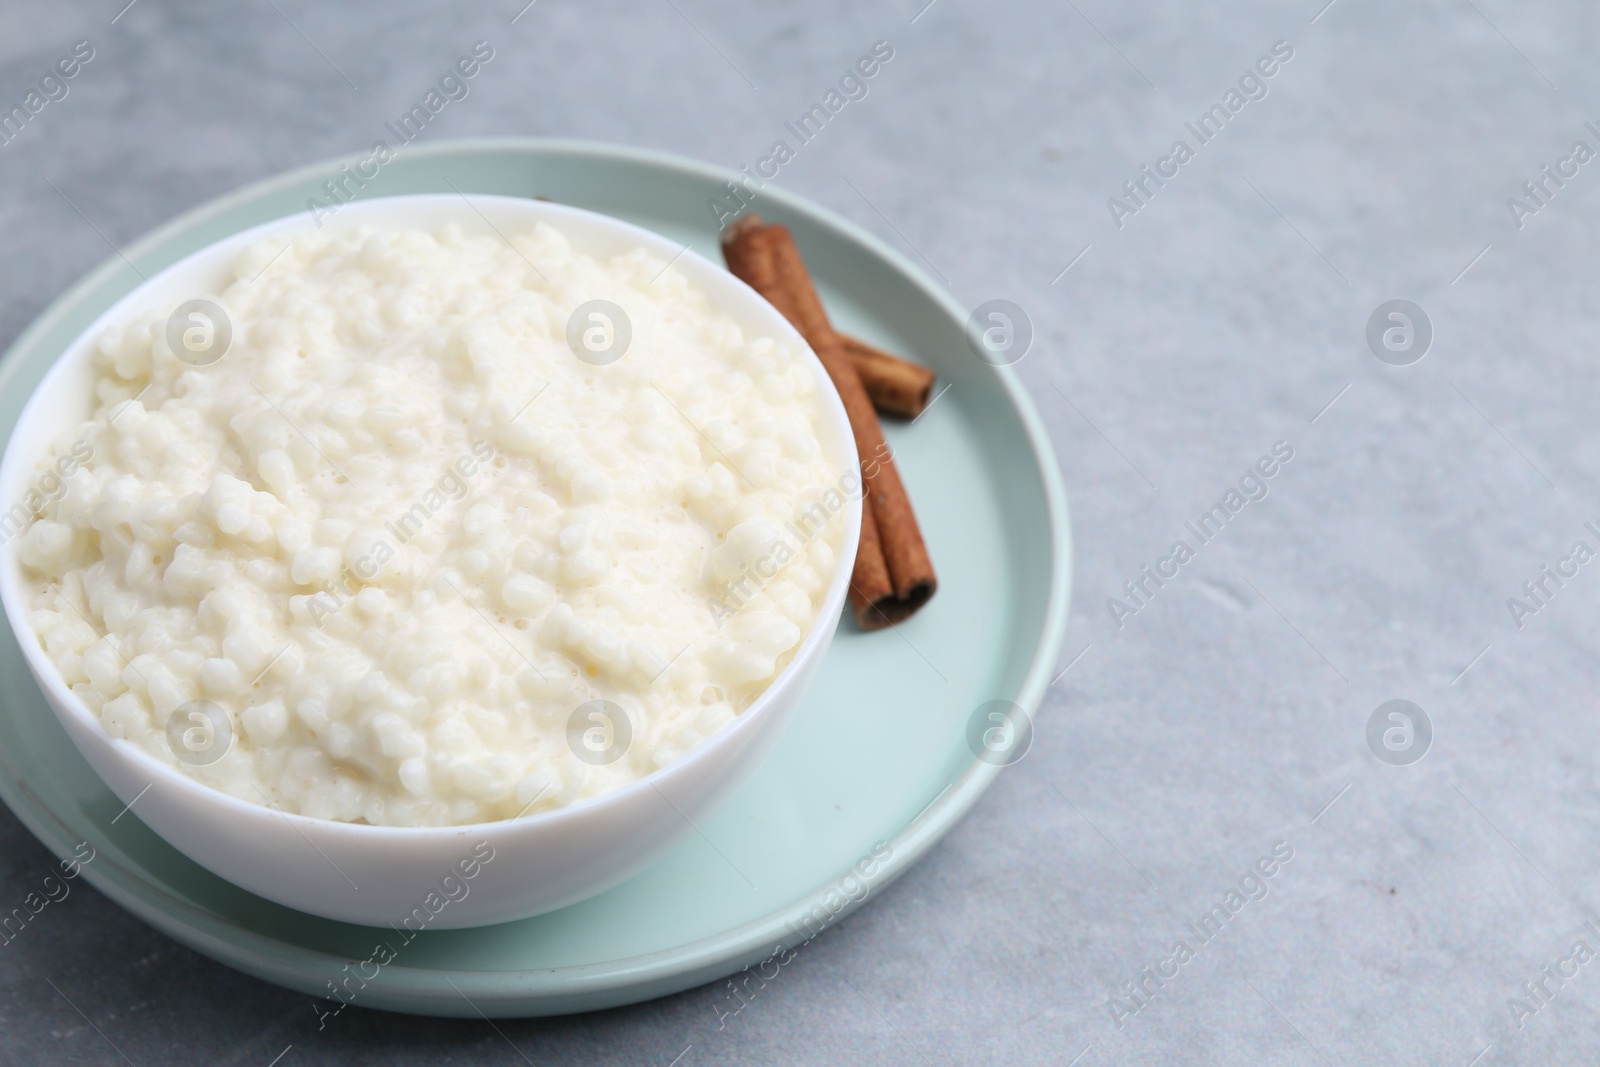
[722,219,897,625]
[840,335,935,419]
[722,216,936,628]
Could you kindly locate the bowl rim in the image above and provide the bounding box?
[0,190,863,840]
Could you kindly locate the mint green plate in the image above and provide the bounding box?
[0,139,1070,1017]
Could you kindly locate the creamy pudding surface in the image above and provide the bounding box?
[14,221,847,825]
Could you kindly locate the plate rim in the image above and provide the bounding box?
[0,136,1072,1016]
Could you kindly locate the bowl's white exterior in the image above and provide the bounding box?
[0,195,860,929]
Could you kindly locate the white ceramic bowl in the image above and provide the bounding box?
[0,194,860,928]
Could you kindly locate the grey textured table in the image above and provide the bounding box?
[2,0,1598,1063]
